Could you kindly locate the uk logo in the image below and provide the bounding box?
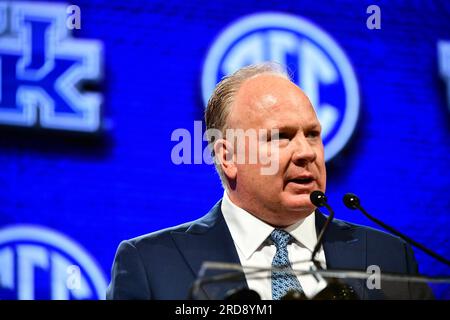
[202,13,360,161]
[0,1,103,132]
[0,225,108,300]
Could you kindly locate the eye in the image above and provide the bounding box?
[278,132,291,140]
[306,130,321,139]
[266,128,296,142]
[270,132,291,141]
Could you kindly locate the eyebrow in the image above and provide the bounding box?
[304,123,322,132]
[270,123,322,132]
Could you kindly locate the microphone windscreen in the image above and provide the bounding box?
[343,193,360,209]
[310,190,327,207]
[225,288,261,300]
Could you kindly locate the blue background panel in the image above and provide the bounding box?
[0,0,449,299]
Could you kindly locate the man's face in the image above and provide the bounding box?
[226,74,326,227]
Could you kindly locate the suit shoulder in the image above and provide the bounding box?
[125,220,195,248]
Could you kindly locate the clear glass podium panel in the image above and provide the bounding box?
[190,261,450,300]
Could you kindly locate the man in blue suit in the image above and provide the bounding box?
[107,63,432,300]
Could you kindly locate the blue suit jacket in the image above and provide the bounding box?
[106,200,432,300]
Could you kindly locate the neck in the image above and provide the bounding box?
[225,190,313,228]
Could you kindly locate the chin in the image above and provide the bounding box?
[281,193,316,213]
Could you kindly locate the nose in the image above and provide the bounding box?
[291,135,316,166]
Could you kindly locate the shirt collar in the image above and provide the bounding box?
[284,211,318,253]
[221,191,318,260]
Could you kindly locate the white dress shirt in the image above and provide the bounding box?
[221,191,327,300]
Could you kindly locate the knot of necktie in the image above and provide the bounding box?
[270,229,293,249]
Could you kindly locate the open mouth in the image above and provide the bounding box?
[289,177,314,185]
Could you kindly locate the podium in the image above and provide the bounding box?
[189,261,450,300]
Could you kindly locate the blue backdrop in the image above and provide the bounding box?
[0,0,449,299]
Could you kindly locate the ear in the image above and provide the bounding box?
[213,138,237,181]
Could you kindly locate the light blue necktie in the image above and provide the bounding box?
[270,229,304,300]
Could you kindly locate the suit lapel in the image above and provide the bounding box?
[315,210,368,299]
[171,201,247,299]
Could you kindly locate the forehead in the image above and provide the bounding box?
[231,74,319,128]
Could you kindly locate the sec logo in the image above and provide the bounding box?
[0,225,107,300]
[202,12,360,161]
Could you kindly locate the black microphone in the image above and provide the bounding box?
[310,190,335,264]
[343,193,450,267]
[309,191,359,300]
[225,288,261,300]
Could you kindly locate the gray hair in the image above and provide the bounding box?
[204,62,291,189]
